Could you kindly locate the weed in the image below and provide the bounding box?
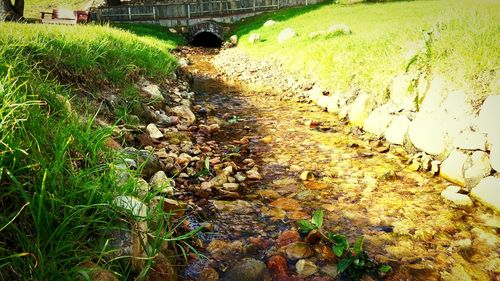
[297,210,392,280]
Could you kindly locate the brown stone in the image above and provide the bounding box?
[198,266,219,281]
[276,230,301,247]
[270,198,302,211]
[305,230,321,244]
[104,138,121,150]
[80,262,119,281]
[268,255,288,279]
[285,242,314,260]
[145,253,177,281]
[314,242,336,261]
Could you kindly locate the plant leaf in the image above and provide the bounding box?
[331,234,349,250]
[311,210,324,228]
[337,258,354,273]
[353,236,364,255]
[379,265,392,273]
[296,219,316,234]
[332,244,344,257]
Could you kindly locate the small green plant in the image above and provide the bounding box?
[297,210,392,280]
[227,115,243,124]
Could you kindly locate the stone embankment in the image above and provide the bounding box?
[213,45,499,212]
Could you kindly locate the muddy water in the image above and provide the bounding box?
[181,48,499,281]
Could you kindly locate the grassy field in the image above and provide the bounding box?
[233,0,500,102]
[24,0,102,19]
[0,23,182,279]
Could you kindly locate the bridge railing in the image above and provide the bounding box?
[94,0,319,23]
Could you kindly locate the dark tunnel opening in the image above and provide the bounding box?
[190,32,222,48]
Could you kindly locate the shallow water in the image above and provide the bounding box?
[181,48,499,281]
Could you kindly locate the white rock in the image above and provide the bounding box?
[142,84,164,102]
[443,91,474,119]
[440,149,468,186]
[408,111,448,155]
[171,105,196,125]
[478,95,500,137]
[490,143,500,172]
[249,34,261,44]
[440,186,473,207]
[471,176,500,211]
[229,35,238,45]
[453,130,486,151]
[296,259,318,277]
[327,24,351,35]
[263,20,277,27]
[277,28,297,43]
[384,115,410,145]
[363,104,394,136]
[146,123,164,139]
[464,151,491,188]
[150,170,174,195]
[419,75,448,113]
[390,74,410,105]
[178,58,189,67]
[348,93,372,127]
[316,95,332,110]
[113,196,148,218]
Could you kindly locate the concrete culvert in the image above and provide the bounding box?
[190,32,222,48]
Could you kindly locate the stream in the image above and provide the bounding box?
[178,48,499,281]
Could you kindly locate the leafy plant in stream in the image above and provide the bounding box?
[297,210,392,280]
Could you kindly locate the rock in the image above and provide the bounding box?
[327,23,351,35]
[123,149,163,179]
[207,240,243,260]
[178,58,189,67]
[295,259,318,277]
[348,93,372,127]
[222,183,239,191]
[384,115,410,145]
[285,242,313,260]
[223,258,266,281]
[408,111,448,156]
[320,264,338,278]
[389,74,411,104]
[211,200,255,214]
[136,178,150,198]
[267,255,288,279]
[113,196,147,218]
[142,84,164,103]
[210,173,228,186]
[463,151,491,188]
[453,130,487,151]
[229,35,238,45]
[150,171,174,195]
[171,105,196,125]
[440,149,468,186]
[150,196,186,217]
[146,252,177,281]
[363,104,394,136]
[478,95,500,138]
[235,172,247,182]
[263,20,277,27]
[490,136,500,172]
[198,267,219,281]
[270,198,302,211]
[246,167,262,180]
[440,186,473,207]
[278,28,297,43]
[419,75,448,113]
[276,229,300,247]
[249,34,261,44]
[470,176,500,211]
[146,123,164,139]
[81,262,119,281]
[168,28,177,33]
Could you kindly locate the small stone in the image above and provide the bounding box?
[300,171,315,181]
[207,240,243,260]
[142,84,164,102]
[263,20,277,27]
[440,186,473,207]
[453,130,487,151]
[150,196,186,217]
[246,167,262,180]
[81,262,119,281]
[223,258,266,281]
[229,35,238,45]
[171,105,196,125]
[470,176,500,211]
[211,200,254,214]
[408,111,448,155]
[249,34,261,44]
[295,259,318,277]
[276,229,300,247]
[150,171,174,195]
[235,172,247,182]
[320,264,338,278]
[198,266,219,281]
[349,93,372,127]
[363,105,394,136]
[267,255,288,279]
[270,198,302,211]
[277,28,296,43]
[463,151,491,188]
[136,178,150,198]
[490,141,500,172]
[222,183,239,191]
[285,242,313,260]
[210,173,228,186]
[146,123,164,139]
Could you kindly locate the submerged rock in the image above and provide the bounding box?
[296,259,318,277]
[285,242,313,260]
[222,258,266,281]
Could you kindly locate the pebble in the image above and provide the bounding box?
[295,259,318,277]
[285,242,314,260]
[146,123,164,139]
[246,167,262,180]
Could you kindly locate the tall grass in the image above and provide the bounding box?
[0,23,185,279]
[233,0,500,101]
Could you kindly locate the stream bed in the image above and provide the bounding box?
[179,48,499,281]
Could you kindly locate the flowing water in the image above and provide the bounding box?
[180,48,499,281]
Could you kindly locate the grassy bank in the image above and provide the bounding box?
[0,23,181,279]
[233,0,499,102]
[24,0,102,19]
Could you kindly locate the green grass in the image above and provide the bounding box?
[233,0,500,101]
[24,0,97,19]
[0,23,185,279]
